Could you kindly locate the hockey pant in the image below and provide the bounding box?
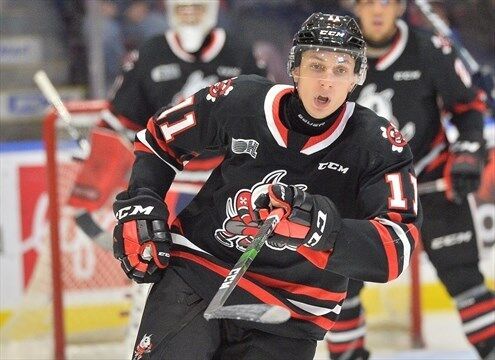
[326,191,494,360]
[133,267,317,360]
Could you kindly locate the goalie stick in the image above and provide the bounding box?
[34,70,91,156]
[204,208,291,324]
[34,70,115,249]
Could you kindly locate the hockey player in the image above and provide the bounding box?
[112,13,422,359]
[68,0,266,235]
[325,1,494,359]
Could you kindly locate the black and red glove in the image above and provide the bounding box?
[253,184,342,251]
[113,189,171,283]
[444,140,485,203]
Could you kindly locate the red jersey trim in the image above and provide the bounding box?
[245,271,346,302]
[297,246,332,269]
[376,20,409,71]
[264,85,293,147]
[452,91,487,114]
[370,220,398,281]
[172,250,336,330]
[301,102,355,155]
[201,28,226,62]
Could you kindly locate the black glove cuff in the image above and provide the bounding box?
[114,188,169,222]
[304,195,342,252]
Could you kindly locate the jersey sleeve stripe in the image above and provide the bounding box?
[136,130,181,173]
[245,271,346,302]
[452,91,487,114]
[296,245,332,269]
[134,141,153,154]
[369,220,399,281]
[376,217,412,274]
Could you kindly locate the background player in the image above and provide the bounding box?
[325,1,494,359]
[67,0,267,239]
[111,13,421,359]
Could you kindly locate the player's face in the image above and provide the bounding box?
[354,0,405,43]
[293,50,356,119]
[174,4,207,25]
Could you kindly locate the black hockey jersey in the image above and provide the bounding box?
[132,75,421,340]
[110,28,266,130]
[351,20,485,181]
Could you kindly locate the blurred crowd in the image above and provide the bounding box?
[54,0,494,93]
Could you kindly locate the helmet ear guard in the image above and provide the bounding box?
[287,13,368,88]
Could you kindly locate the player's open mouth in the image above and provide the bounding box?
[314,95,330,107]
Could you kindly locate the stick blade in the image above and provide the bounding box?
[204,304,290,324]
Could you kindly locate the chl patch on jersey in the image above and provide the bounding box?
[231,138,259,159]
[206,78,235,102]
[214,170,306,252]
[381,124,407,153]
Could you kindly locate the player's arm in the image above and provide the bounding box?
[424,34,487,201]
[254,141,421,283]
[108,47,154,131]
[112,81,232,282]
[321,153,421,283]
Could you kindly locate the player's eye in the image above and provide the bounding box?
[309,63,326,73]
[333,65,350,77]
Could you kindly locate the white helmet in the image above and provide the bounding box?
[166,0,220,53]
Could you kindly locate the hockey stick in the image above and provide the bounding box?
[204,208,291,324]
[34,70,91,155]
[34,70,113,248]
[418,178,447,195]
[414,0,480,74]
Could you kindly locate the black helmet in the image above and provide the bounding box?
[287,13,367,85]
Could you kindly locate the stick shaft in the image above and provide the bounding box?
[204,208,284,316]
[33,70,91,153]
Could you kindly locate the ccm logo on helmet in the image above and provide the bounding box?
[115,205,154,220]
[319,30,345,37]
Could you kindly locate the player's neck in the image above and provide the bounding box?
[280,93,344,136]
[364,27,399,59]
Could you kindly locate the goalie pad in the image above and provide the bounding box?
[68,127,134,212]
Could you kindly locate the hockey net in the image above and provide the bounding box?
[0,100,423,359]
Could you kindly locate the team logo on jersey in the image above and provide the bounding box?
[214,170,306,252]
[206,78,235,102]
[231,138,259,159]
[133,334,153,360]
[357,84,416,141]
[381,124,407,153]
[171,70,219,105]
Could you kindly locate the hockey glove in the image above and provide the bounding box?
[253,184,342,251]
[113,189,171,283]
[444,140,485,203]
